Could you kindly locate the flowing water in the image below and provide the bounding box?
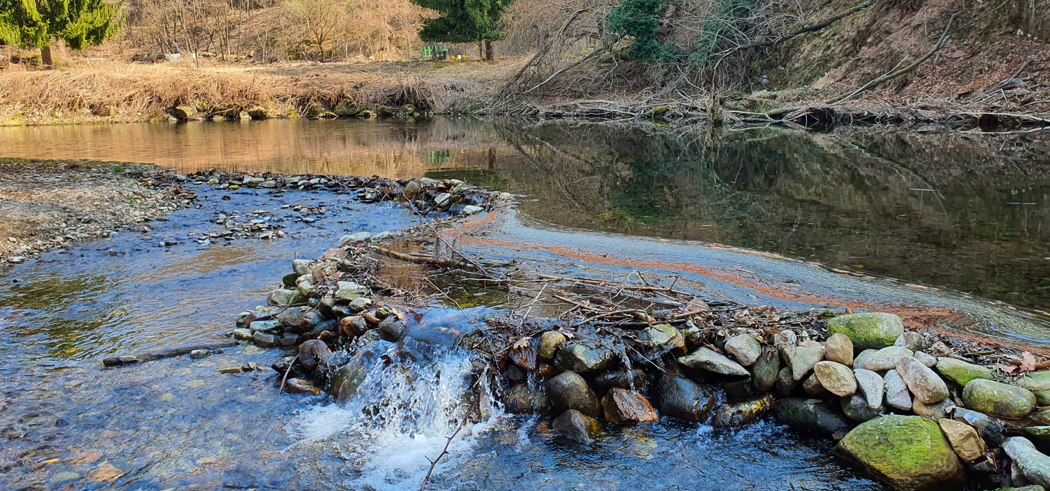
[2,118,1050,490]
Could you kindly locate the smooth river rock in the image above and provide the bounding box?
[1004,437,1050,488]
[835,415,964,491]
[504,384,551,414]
[898,356,949,404]
[826,312,905,351]
[751,346,780,393]
[781,345,825,381]
[937,418,987,462]
[860,346,914,372]
[547,371,601,418]
[537,331,567,360]
[678,347,750,377]
[884,369,913,411]
[854,369,884,409]
[936,357,993,388]
[724,334,762,366]
[1018,371,1050,406]
[554,343,617,374]
[841,393,885,422]
[774,398,853,438]
[895,331,926,351]
[825,333,854,366]
[814,361,857,397]
[963,379,1036,419]
[552,409,603,444]
[601,388,658,424]
[656,375,717,422]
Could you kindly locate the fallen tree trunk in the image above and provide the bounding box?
[102,341,239,366]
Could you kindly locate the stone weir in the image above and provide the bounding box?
[225,173,1050,491]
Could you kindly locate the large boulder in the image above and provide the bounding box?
[780,345,825,381]
[601,388,658,424]
[826,312,905,351]
[835,415,965,491]
[678,347,750,377]
[936,357,994,388]
[1018,371,1050,406]
[554,343,617,374]
[1004,437,1050,488]
[962,379,1036,419]
[773,398,853,437]
[547,371,601,417]
[897,356,949,404]
[552,409,603,444]
[656,375,717,422]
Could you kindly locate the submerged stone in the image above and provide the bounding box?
[547,371,601,418]
[552,409,603,444]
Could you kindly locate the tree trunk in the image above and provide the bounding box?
[478,41,483,59]
[484,39,494,61]
[41,46,53,67]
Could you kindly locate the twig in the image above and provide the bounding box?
[825,14,955,105]
[277,354,299,397]
[720,2,871,55]
[522,45,614,95]
[419,400,480,491]
[404,200,500,279]
[570,309,651,328]
[538,274,693,296]
[518,282,550,329]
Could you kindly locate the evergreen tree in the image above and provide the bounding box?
[410,0,515,61]
[0,0,122,66]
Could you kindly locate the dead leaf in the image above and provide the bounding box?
[844,307,854,315]
[512,336,532,350]
[1021,352,1037,373]
[684,297,710,313]
[92,463,123,482]
[999,363,1018,374]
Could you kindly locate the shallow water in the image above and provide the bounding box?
[2,118,1050,489]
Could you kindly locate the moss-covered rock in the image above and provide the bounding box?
[935,357,993,388]
[1019,371,1050,406]
[826,312,904,350]
[835,415,964,490]
[963,379,1036,419]
[773,398,853,437]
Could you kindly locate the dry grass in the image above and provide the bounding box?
[0,58,522,124]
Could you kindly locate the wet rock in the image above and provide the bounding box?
[338,315,369,337]
[913,351,937,368]
[252,332,278,347]
[656,375,717,422]
[1005,437,1050,488]
[280,333,300,347]
[295,310,324,334]
[642,324,687,356]
[552,409,602,444]
[938,418,986,462]
[825,333,854,366]
[218,366,242,374]
[232,328,252,340]
[853,369,884,409]
[773,330,797,349]
[348,297,373,314]
[329,362,366,402]
[954,407,1004,447]
[723,378,756,400]
[503,384,551,414]
[836,415,964,490]
[751,346,780,394]
[724,334,762,366]
[898,356,949,404]
[337,232,371,247]
[895,332,927,352]
[713,394,774,427]
[334,281,368,301]
[403,181,422,200]
[963,379,1036,419]
[593,369,647,390]
[841,393,885,422]
[276,306,308,328]
[803,373,829,397]
[190,349,210,359]
[249,317,283,333]
[547,371,601,418]
[679,347,750,377]
[885,369,913,411]
[298,339,331,371]
[780,345,825,381]
[815,361,857,397]
[1018,372,1050,406]
[774,398,853,437]
[377,317,403,342]
[826,312,905,351]
[913,397,955,419]
[267,288,302,306]
[509,340,537,372]
[284,378,321,395]
[554,343,617,374]
[935,357,993,388]
[776,366,799,397]
[858,346,914,371]
[602,388,658,424]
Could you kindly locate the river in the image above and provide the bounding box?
[1,117,1049,490]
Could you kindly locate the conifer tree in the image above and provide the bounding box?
[0,0,121,66]
[410,0,515,61]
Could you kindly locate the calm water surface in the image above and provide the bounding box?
[2,118,1049,490]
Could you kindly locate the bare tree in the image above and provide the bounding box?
[285,0,345,61]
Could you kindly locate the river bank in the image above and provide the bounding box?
[221,169,1050,490]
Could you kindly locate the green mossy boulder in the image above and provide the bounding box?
[1019,371,1050,406]
[935,357,993,388]
[826,312,904,351]
[963,379,1037,419]
[835,415,964,491]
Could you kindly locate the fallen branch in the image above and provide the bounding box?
[373,245,467,269]
[101,341,239,366]
[499,8,590,97]
[538,274,694,296]
[825,15,955,105]
[522,45,614,95]
[570,309,653,328]
[419,400,480,491]
[722,2,871,55]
